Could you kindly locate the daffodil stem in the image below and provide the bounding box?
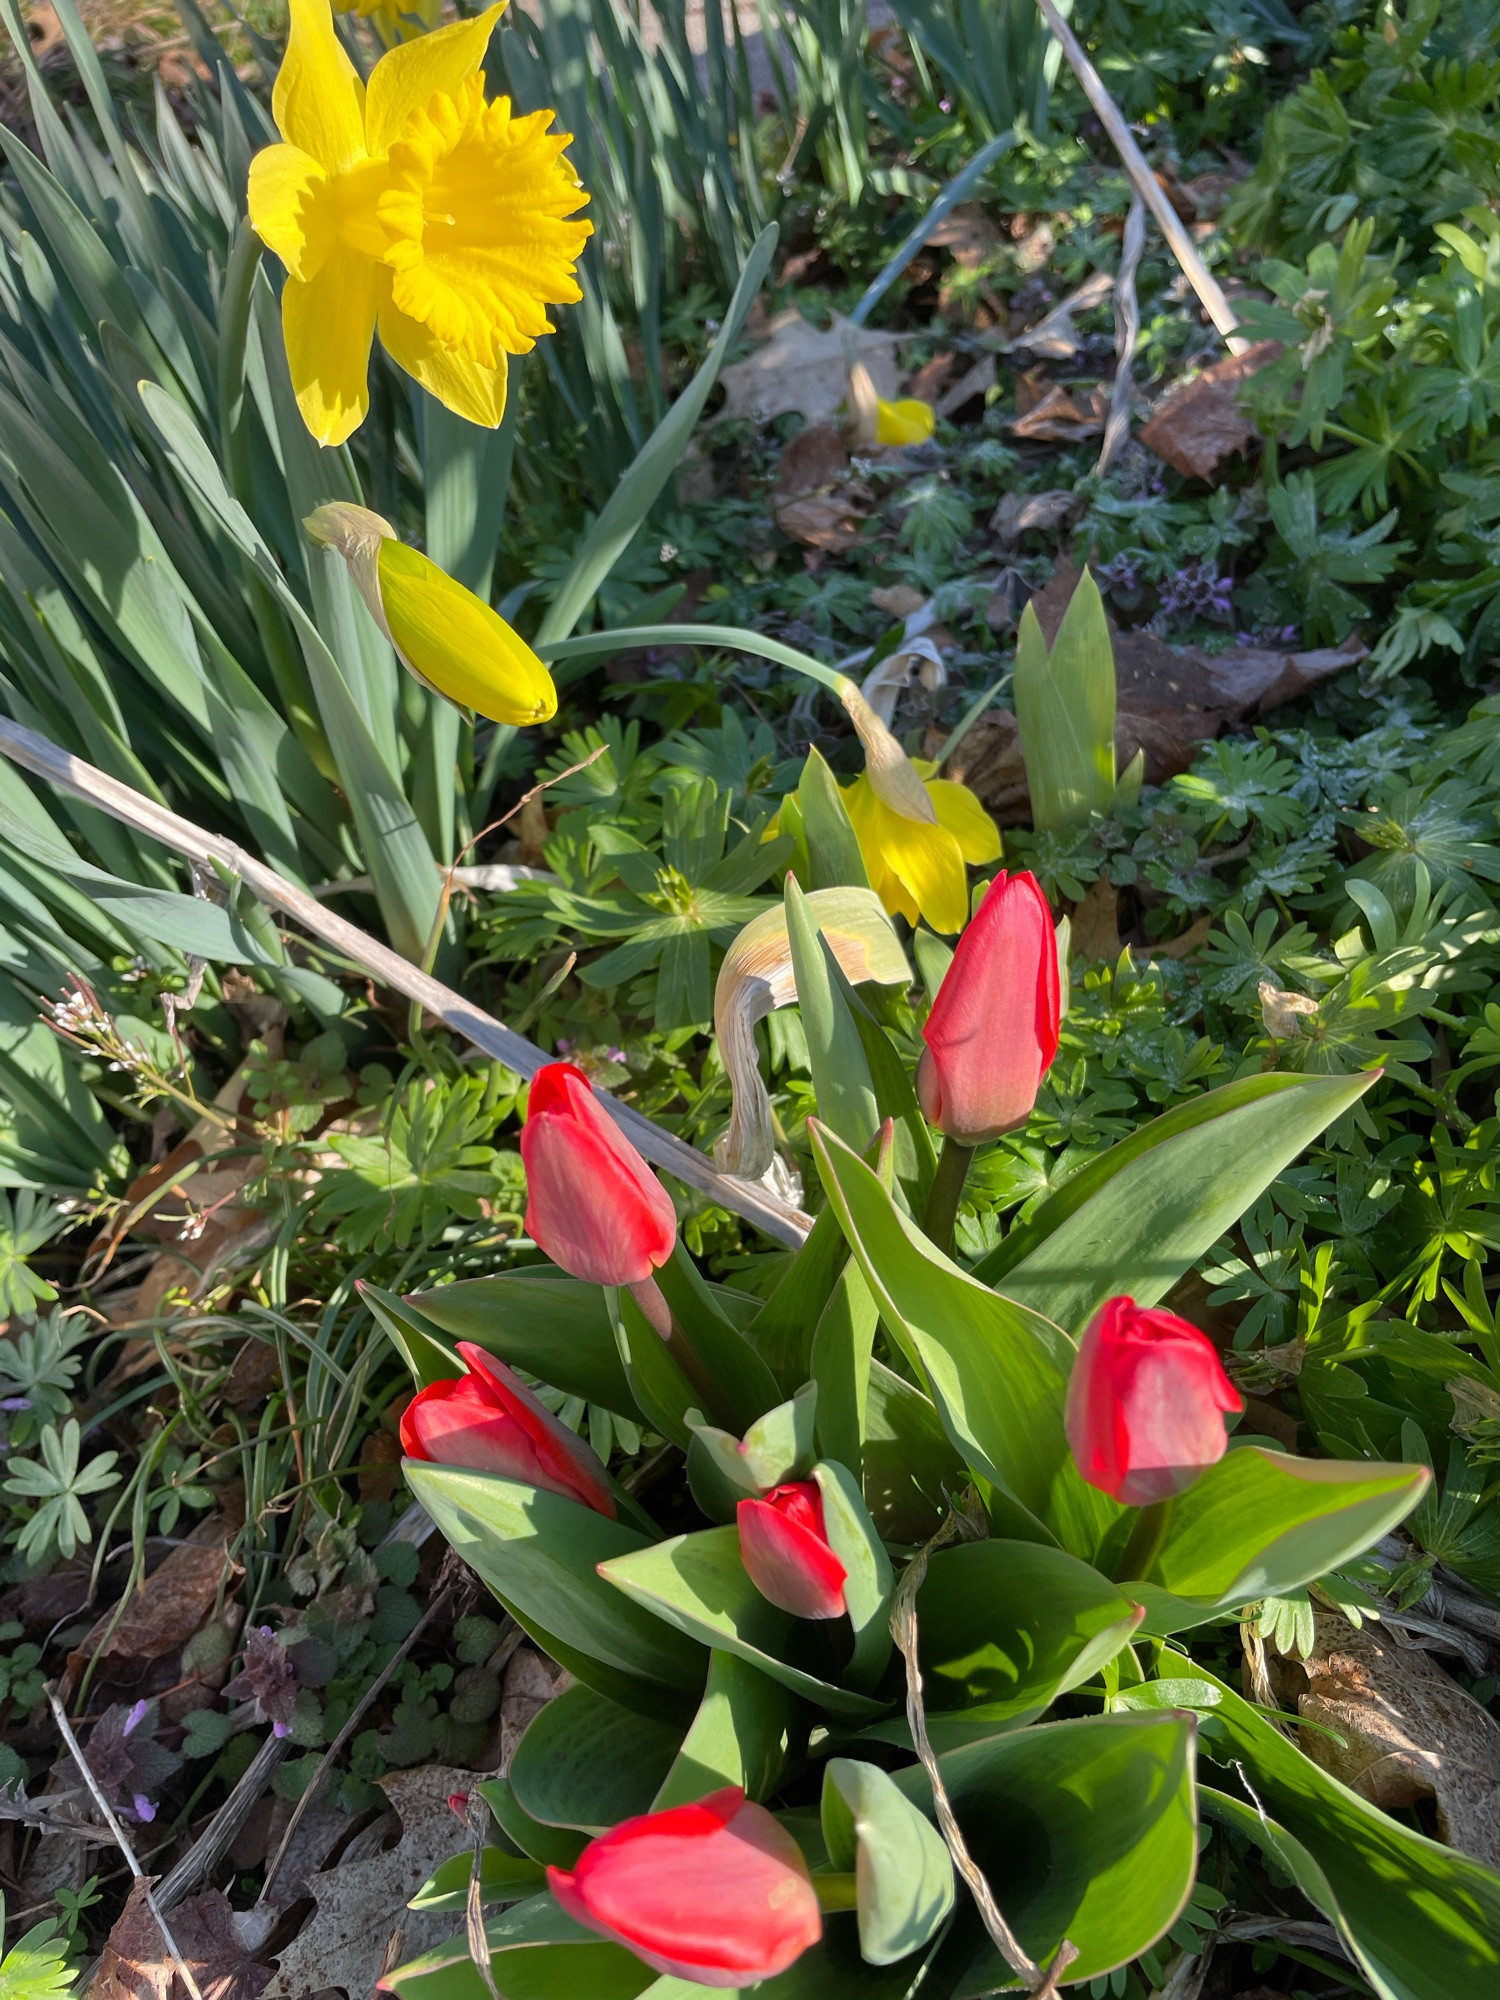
[1116,1498,1176,1583]
[924,1137,975,1257]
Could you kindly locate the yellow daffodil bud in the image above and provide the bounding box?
[305,503,556,727]
[875,397,936,446]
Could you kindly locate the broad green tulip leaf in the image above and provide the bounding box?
[787,874,879,1158]
[1130,1447,1430,1632]
[361,1280,463,1388]
[409,1845,546,1913]
[405,1462,706,1708]
[509,1683,684,1832]
[822,1758,954,1965]
[537,225,776,646]
[656,1241,782,1429]
[888,1540,1141,1730]
[381,1893,652,2000]
[476,1778,585,1869]
[811,1258,878,1485]
[977,1070,1379,1330]
[798,747,868,889]
[1012,572,1116,833]
[1181,1665,1500,2000]
[599,1525,888,1721]
[406,1270,636,1413]
[845,975,938,1206]
[813,1459,893,1691]
[687,1384,818,1522]
[613,1284,699,1449]
[862,1360,964,1544]
[811,1124,1110,1554]
[893,1713,1198,1989]
[751,1912,955,1997]
[654,1649,807,1808]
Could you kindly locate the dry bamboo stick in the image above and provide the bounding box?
[0,716,812,1249]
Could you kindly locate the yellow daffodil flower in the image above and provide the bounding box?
[837,682,1000,934]
[248,0,591,445]
[305,503,557,725]
[875,397,936,446]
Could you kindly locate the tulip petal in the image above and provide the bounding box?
[246,143,332,282]
[522,1064,677,1286]
[274,0,368,173]
[282,245,381,447]
[926,773,1003,864]
[737,1485,847,1620]
[363,0,507,155]
[376,295,508,429]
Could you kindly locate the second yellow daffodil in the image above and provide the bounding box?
[837,683,1000,934]
[305,503,556,726]
[248,0,591,445]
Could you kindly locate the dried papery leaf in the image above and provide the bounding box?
[847,358,881,448]
[1259,980,1320,1041]
[715,891,909,1179]
[1139,343,1279,480]
[716,311,904,428]
[1001,268,1115,358]
[839,681,938,824]
[861,636,948,727]
[1291,1609,1500,1869]
[302,503,396,646]
[92,1880,271,2000]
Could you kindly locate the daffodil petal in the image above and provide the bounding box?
[377,296,508,428]
[364,0,507,155]
[274,0,368,172]
[283,244,381,447]
[927,776,1002,865]
[376,539,556,724]
[880,807,971,935]
[875,397,936,446]
[247,142,332,281]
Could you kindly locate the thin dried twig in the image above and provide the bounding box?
[45,1684,206,2000]
[464,1789,501,1999]
[0,715,810,1249]
[1030,0,1246,353]
[1096,191,1147,475]
[155,1730,290,1912]
[891,1516,1077,1998]
[257,1559,460,1904]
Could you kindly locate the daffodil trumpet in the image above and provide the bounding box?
[305,503,556,726]
[248,0,591,444]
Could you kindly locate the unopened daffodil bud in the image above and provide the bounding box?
[304,503,556,727]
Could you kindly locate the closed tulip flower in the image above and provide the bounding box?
[737,1479,848,1621]
[305,504,556,726]
[521,1062,677,1286]
[400,1341,615,1516]
[917,869,1060,1145]
[546,1786,821,1987]
[1066,1296,1244,1508]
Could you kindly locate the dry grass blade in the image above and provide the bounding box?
[45,1683,207,2000]
[0,714,811,1249]
[890,1516,1078,1997]
[464,1789,501,2000]
[155,1731,291,1912]
[1096,192,1147,475]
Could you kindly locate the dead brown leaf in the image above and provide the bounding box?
[1069,876,1122,964]
[90,1880,271,2000]
[990,489,1073,546]
[774,422,848,500]
[260,1765,480,1999]
[500,1646,570,1773]
[1139,342,1280,480]
[1011,384,1106,442]
[928,204,1002,269]
[774,491,869,552]
[1292,1609,1500,1869]
[935,353,996,419]
[716,310,904,428]
[65,1520,237,1693]
[1002,269,1115,359]
[870,584,927,620]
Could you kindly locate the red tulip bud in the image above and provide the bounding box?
[916,870,1060,1143]
[737,1479,847,1620]
[521,1062,677,1285]
[400,1341,616,1517]
[547,1786,821,1987]
[1065,1296,1244,1506]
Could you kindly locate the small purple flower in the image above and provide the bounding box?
[555,1037,573,1055]
[605,1046,627,1064]
[132,1794,156,1822]
[0,1397,30,1411]
[122,1700,149,1737]
[273,1720,290,1739]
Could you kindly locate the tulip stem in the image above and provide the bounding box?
[1116,1498,1175,1583]
[924,1137,976,1256]
[627,1278,735,1427]
[812,1872,859,1912]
